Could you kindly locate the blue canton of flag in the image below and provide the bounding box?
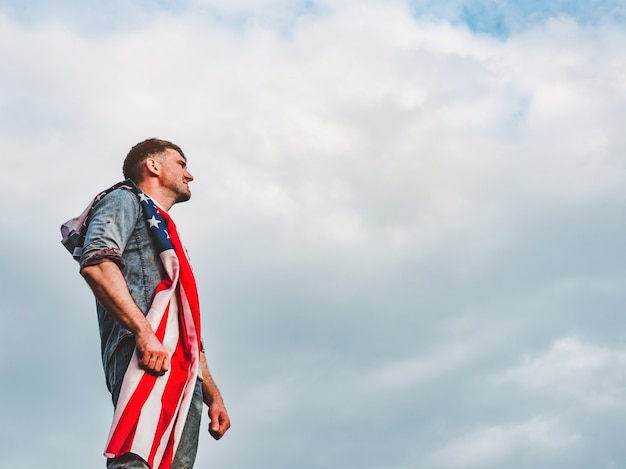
[137,190,173,253]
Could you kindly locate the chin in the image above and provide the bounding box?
[176,193,191,203]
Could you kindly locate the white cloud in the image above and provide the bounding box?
[497,337,626,409]
[428,416,583,468]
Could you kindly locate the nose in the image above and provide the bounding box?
[185,169,194,182]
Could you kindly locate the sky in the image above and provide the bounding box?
[1,0,626,468]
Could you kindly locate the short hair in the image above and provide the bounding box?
[123,138,185,182]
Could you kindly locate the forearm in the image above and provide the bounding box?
[200,350,223,405]
[80,261,152,335]
[200,350,231,439]
[81,261,169,374]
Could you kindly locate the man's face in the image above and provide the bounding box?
[158,148,194,203]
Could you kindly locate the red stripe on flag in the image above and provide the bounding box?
[165,215,201,351]
[148,336,190,465]
[106,372,158,455]
[158,426,176,469]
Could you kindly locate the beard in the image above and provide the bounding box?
[165,178,192,204]
[175,190,191,203]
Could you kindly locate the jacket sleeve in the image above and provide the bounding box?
[79,188,140,270]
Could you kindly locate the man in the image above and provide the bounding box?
[63,138,230,468]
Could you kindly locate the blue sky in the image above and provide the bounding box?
[410,0,626,36]
[1,0,624,35]
[1,1,626,468]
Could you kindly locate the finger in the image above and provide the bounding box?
[140,352,151,368]
[140,353,161,375]
[209,413,230,439]
[147,353,157,370]
[156,353,170,375]
[153,355,165,375]
[208,412,221,438]
[209,425,223,440]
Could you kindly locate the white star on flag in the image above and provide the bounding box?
[148,216,161,228]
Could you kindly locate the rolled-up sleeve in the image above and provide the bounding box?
[79,188,139,270]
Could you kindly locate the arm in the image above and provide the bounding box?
[81,261,169,376]
[200,350,231,439]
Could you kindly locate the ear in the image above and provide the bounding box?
[145,157,160,177]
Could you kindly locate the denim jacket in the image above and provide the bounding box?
[79,186,166,392]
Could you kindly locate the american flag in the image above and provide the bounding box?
[62,180,201,468]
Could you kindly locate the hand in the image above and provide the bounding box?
[208,398,231,440]
[135,331,169,376]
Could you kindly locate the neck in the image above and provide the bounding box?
[136,180,175,211]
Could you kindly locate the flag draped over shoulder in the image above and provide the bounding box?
[61,180,201,469]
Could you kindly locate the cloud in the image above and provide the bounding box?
[428,416,583,468]
[497,337,626,408]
